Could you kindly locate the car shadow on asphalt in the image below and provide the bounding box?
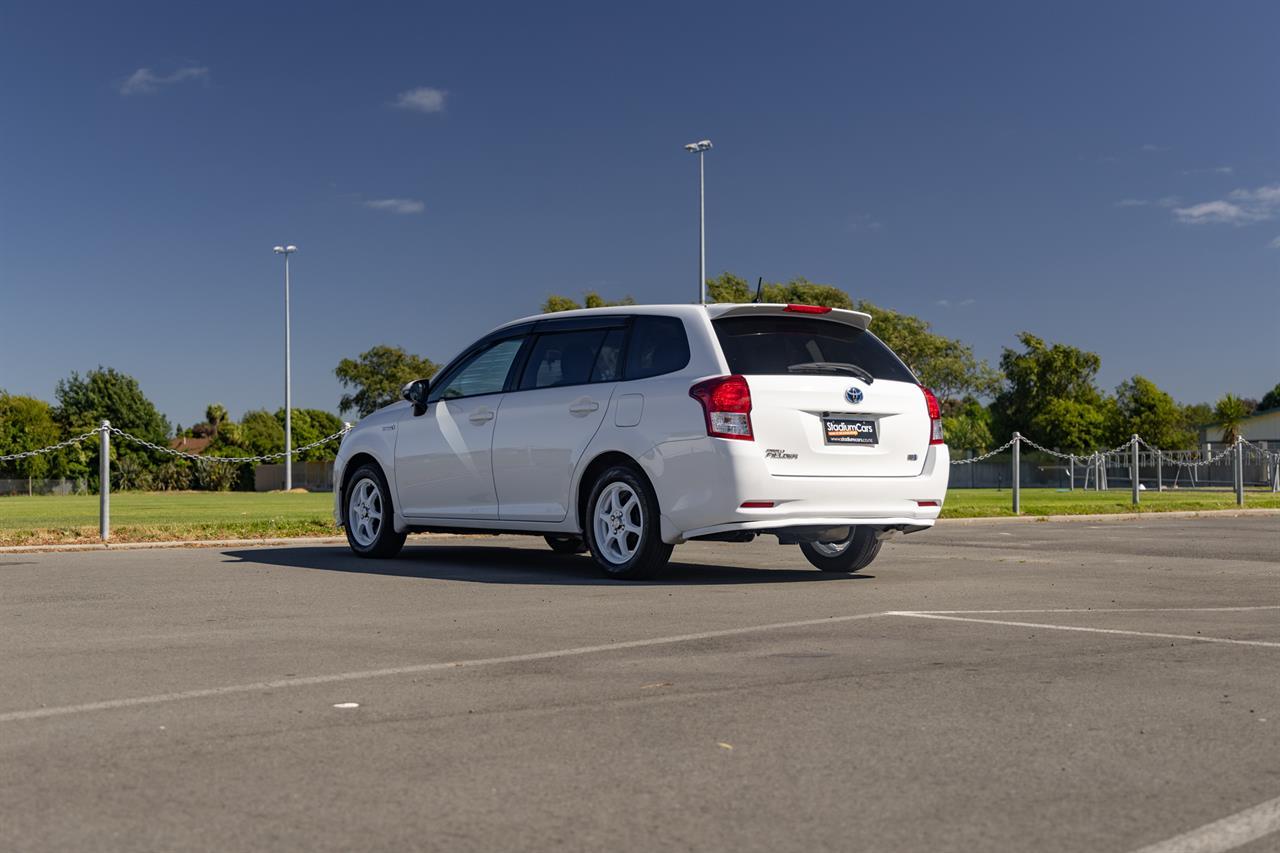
[220,544,872,586]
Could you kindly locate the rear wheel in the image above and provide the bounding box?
[799,526,881,573]
[583,465,672,579]
[544,535,587,555]
[344,464,407,558]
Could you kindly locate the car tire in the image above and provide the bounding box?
[799,526,881,573]
[583,465,673,579]
[343,463,407,559]
[544,535,587,555]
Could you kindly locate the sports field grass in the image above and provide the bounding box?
[0,488,1276,546]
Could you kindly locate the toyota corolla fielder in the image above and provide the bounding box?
[335,303,949,578]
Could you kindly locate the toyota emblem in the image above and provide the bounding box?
[845,386,864,404]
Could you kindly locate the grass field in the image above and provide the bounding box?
[1,488,1276,546]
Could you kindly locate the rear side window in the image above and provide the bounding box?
[625,316,690,380]
[519,329,611,390]
[711,316,916,383]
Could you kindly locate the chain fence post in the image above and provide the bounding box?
[1234,436,1245,506]
[1011,432,1021,515]
[1156,449,1162,493]
[1130,434,1140,505]
[99,420,110,542]
[1272,446,1279,492]
[1068,454,1075,491]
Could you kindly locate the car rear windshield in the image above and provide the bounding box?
[711,315,917,383]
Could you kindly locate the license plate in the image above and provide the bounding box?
[823,416,878,446]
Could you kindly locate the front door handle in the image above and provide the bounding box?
[569,400,600,416]
[469,409,495,425]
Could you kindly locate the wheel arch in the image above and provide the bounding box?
[574,450,655,533]
[340,452,384,512]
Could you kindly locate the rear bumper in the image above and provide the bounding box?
[643,437,950,544]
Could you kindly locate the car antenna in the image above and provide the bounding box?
[753,276,764,303]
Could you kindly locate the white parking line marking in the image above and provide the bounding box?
[914,606,1280,615]
[1127,793,1280,853]
[891,613,1280,648]
[0,611,893,724]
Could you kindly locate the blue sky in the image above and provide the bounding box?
[1,1,1276,428]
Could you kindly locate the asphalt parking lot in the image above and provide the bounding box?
[1,514,1277,853]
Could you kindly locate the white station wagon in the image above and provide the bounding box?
[334,303,950,577]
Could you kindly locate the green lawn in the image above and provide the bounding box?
[0,488,1275,546]
[940,488,1280,518]
[0,491,337,546]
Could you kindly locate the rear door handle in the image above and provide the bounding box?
[469,409,495,424]
[569,400,600,416]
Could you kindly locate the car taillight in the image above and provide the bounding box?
[783,304,832,314]
[689,375,753,441]
[920,386,944,445]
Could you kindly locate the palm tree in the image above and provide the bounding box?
[1213,394,1250,445]
[204,403,228,439]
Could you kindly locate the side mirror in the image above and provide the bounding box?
[402,379,430,407]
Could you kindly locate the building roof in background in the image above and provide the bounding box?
[169,436,212,455]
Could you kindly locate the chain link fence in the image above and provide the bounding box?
[2,421,1276,541]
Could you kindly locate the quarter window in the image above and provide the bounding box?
[625,316,690,380]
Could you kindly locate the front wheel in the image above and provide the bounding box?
[799,526,881,573]
[583,465,672,579]
[344,464,407,558]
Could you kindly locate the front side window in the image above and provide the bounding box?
[429,338,524,401]
[625,316,690,380]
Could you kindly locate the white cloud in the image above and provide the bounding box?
[1173,184,1280,225]
[847,214,882,232]
[1141,143,1170,152]
[394,87,447,113]
[1115,198,1149,207]
[364,198,425,215]
[1269,236,1280,249]
[119,65,209,96]
[934,298,975,308]
[1181,165,1234,175]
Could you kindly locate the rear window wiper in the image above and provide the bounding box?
[786,362,874,383]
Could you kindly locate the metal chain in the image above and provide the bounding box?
[108,426,351,464]
[950,438,1017,465]
[0,430,100,462]
[1017,436,1084,461]
[1239,438,1278,460]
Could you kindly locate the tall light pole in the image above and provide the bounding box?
[684,139,712,304]
[272,245,297,491]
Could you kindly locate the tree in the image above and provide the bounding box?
[196,403,228,439]
[990,333,1108,452]
[54,367,170,481]
[1257,383,1280,411]
[0,393,65,490]
[943,397,994,452]
[275,408,346,461]
[1111,376,1195,449]
[234,410,285,458]
[1212,394,1251,444]
[335,345,440,418]
[540,291,636,313]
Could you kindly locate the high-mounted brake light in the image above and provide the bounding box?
[783,304,832,314]
[740,501,775,509]
[689,375,753,441]
[920,386,944,445]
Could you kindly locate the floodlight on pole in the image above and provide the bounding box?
[684,140,712,304]
[273,244,297,491]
